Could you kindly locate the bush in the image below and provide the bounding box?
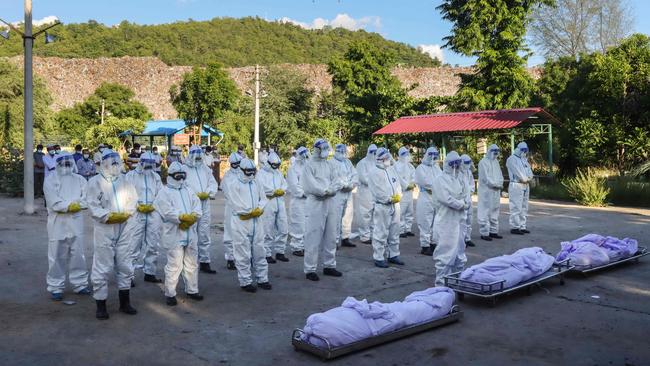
[607,177,650,207]
[530,178,572,201]
[562,169,610,206]
[0,146,23,196]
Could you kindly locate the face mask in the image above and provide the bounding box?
[55,149,61,154]
[48,150,55,156]
[319,148,329,159]
[383,160,391,168]
[76,150,81,154]
[83,154,90,159]
[106,164,121,177]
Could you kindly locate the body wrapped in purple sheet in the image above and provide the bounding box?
[556,234,639,268]
[301,287,455,348]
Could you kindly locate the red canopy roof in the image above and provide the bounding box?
[374,108,556,135]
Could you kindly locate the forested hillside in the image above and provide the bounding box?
[0,17,439,67]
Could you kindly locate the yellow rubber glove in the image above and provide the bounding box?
[391,194,401,204]
[178,221,191,231]
[197,192,210,201]
[67,202,81,213]
[137,204,155,214]
[250,207,264,218]
[406,183,416,191]
[179,213,198,225]
[239,213,253,220]
[106,212,130,224]
[273,189,285,197]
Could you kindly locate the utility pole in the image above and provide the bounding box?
[23,0,34,214]
[101,99,105,124]
[253,64,261,165]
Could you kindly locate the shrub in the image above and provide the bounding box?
[0,146,24,196]
[562,168,610,206]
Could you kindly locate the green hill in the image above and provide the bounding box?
[0,17,439,67]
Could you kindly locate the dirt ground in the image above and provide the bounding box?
[0,195,649,366]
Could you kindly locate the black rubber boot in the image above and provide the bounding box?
[187,293,204,301]
[292,250,304,257]
[465,240,476,247]
[399,233,408,238]
[226,260,236,270]
[258,282,272,290]
[521,229,531,234]
[199,262,217,274]
[306,272,320,281]
[131,279,136,288]
[481,235,493,241]
[275,253,289,262]
[490,233,504,239]
[144,274,162,283]
[341,239,356,247]
[241,284,257,293]
[118,290,137,315]
[406,232,415,237]
[166,296,177,306]
[510,229,524,235]
[266,256,277,264]
[323,268,342,277]
[361,239,372,244]
[95,300,109,320]
[420,246,434,256]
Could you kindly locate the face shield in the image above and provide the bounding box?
[517,142,529,158]
[367,144,377,159]
[55,153,75,176]
[187,145,203,167]
[313,139,330,160]
[101,151,123,178]
[334,144,347,161]
[138,152,156,172]
[375,148,391,168]
[398,147,411,162]
[443,151,462,177]
[296,146,309,162]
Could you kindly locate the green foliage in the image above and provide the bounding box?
[170,62,238,128]
[530,178,572,201]
[84,116,146,150]
[562,168,610,206]
[606,177,650,207]
[0,18,439,68]
[0,60,52,147]
[0,146,23,196]
[535,34,650,173]
[437,0,551,110]
[218,110,253,157]
[54,82,151,144]
[329,41,412,144]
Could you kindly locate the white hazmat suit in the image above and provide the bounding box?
[354,145,377,242]
[506,142,534,233]
[224,159,270,288]
[154,162,203,299]
[432,151,468,286]
[44,152,90,296]
[460,154,475,244]
[257,152,289,259]
[287,147,309,254]
[184,145,219,269]
[221,152,244,268]
[477,144,504,238]
[415,147,442,254]
[368,148,403,266]
[332,144,358,247]
[125,152,163,280]
[394,147,416,236]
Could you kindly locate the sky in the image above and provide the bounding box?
[1,0,649,66]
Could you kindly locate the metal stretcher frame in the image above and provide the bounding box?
[443,259,574,306]
[570,247,648,274]
[291,305,463,360]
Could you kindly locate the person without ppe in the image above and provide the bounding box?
[43,144,57,178]
[43,152,91,301]
[432,151,469,286]
[332,144,359,248]
[224,158,272,292]
[506,142,534,235]
[287,146,309,257]
[257,151,290,263]
[460,154,477,247]
[154,162,205,305]
[395,147,416,238]
[125,152,164,284]
[221,152,244,270]
[415,147,442,256]
[354,144,378,244]
[303,139,343,281]
[76,149,96,180]
[368,148,404,268]
[477,144,504,241]
[166,145,182,166]
[86,149,139,320]
[184,145,219,273]
[93,144,106,166]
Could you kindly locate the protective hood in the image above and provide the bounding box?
[267,151,282,170]
[229,152,243,169]
[296,146,309,163]
[460,154,474,172]
[238,158,257,183]
[186,145,203,167]
[137,152,157,173]
[443,151,462,176]
[398,146,411,163]
[167,161,186,189]
[487,144,500,160]
[100,149,123,180]
[259,150,269,167]
[312,138,331,160]
[366,144,377,159]
[422,147,439,166]
[334,144,347,161]
[375,147,391,169]
[514,142,528,158]
[55,152,76,176]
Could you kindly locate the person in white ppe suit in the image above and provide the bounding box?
[394,147,416,237]
[154,162,205,306]
[44,152,91,301]
[287,146,309,256]
[332,144,358,248]
[506,142,534,235]
[477,144,504,241]
[184,145,219,273]
[432,151,469,286]
[87,149,138,320]
[460,154,476,247]
[303,139,343,281]
[354,144,377,244]
[125,152,163,284]
[415,147,442,256]
[221,152,244,270]
[368,148,404,268]
[224,158,272,292]
[257,151,290,263]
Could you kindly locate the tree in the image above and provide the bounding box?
[170,62,239,138]
[84,116,146,150]
[438,0,552,111]
[529,0,634,59]
[0,60,52,146]
[329,41,411,143]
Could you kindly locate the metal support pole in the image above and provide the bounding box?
[253,64,260,166]
[548,124,553,176]
[23,0,34,214]
[510,132,515,155]
[441,135,447,158]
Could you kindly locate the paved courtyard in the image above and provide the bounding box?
[1,195,649,366]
